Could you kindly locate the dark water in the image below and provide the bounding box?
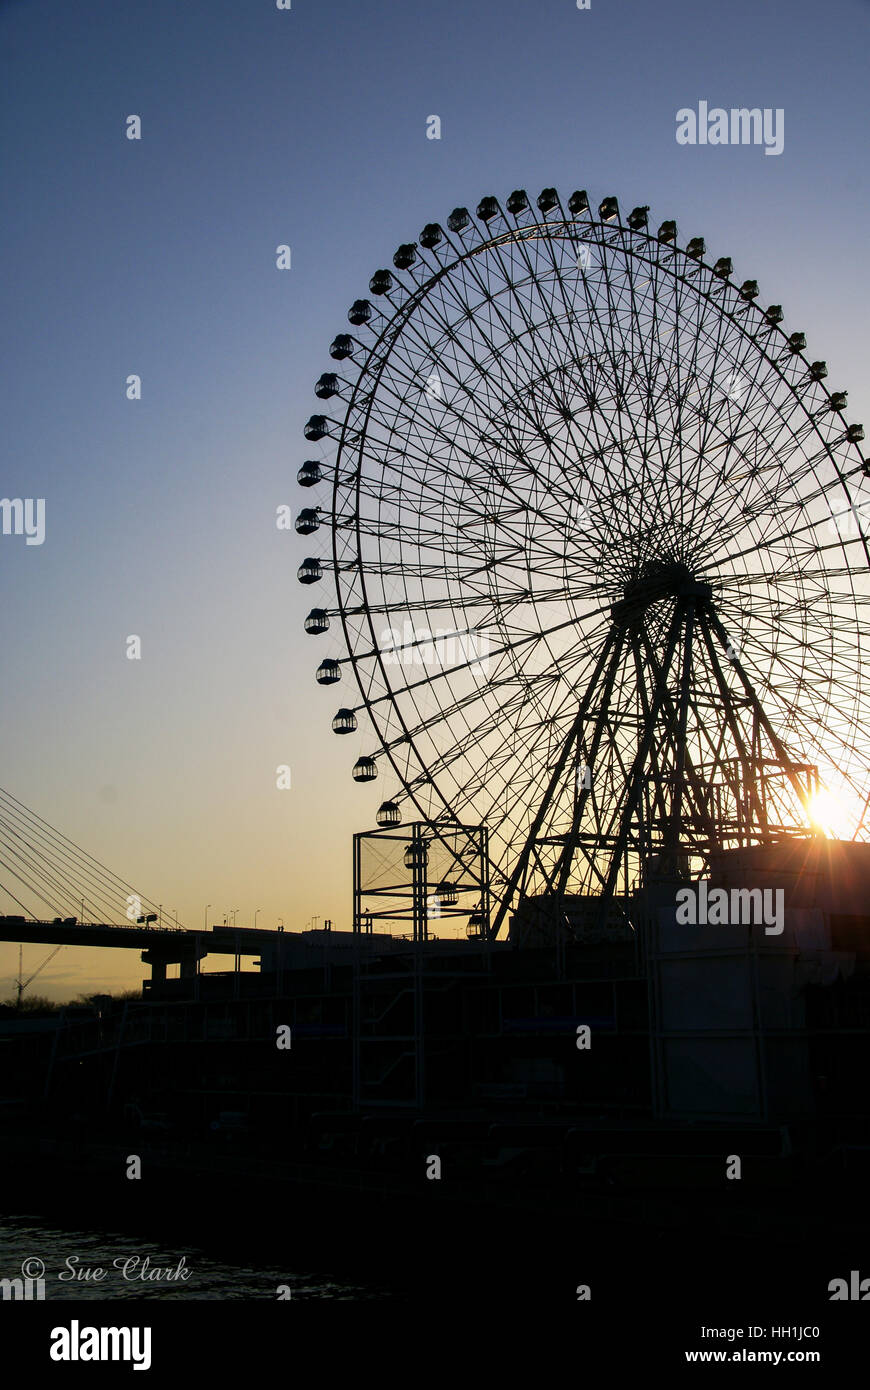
[0,1215,389,1299]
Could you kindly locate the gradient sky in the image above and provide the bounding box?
[1,0,868,998]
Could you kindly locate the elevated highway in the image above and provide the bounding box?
[0,918,283,986]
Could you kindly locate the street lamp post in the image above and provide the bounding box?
[204,903,211,931]
[231,909,240,991]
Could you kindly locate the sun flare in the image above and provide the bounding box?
[807,788,853,839]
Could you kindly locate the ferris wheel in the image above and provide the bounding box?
[296,186,870,937]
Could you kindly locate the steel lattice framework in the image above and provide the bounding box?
[296,187,870,937]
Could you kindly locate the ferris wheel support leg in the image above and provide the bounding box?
[487,622,621,940]
[549,625,627,901]
[697,615,769,842]
[665,601,696,867]
[594,602,686,923]
[705,608,814,824]
[635,617,719,856]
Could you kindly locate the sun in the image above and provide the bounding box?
[806,788,853,839]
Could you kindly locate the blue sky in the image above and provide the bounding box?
[1,0,867,996]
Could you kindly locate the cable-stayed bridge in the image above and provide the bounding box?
[0,784,176,929]
[0,786,289,989]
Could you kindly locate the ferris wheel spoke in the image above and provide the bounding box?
[397,695,569,835]
[507,236,642,526]
[355,370,600,551]
[407,246,597,479]
[503,231,660,534]
[703,415,826,535]
[567,239,673,537]
[697,499,862,577]
[371,614,613,753]
[610,241,692,532]
[396,620,614,791]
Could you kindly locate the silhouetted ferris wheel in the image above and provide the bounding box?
[296,186,869,936]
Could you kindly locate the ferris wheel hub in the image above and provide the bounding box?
[611,564,712,624]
